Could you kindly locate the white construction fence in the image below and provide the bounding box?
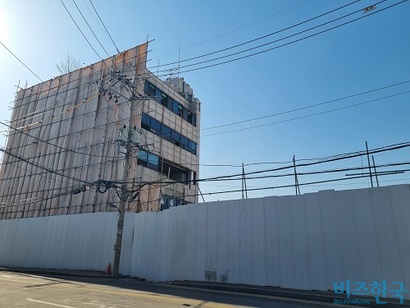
[0,184,409,298]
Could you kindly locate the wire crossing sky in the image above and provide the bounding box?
[0,0,409,201]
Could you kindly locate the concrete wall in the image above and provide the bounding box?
[1,185,409,297]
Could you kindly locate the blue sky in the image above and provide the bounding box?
[1,0,409,201]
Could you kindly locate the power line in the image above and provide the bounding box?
[153,0,405,76]
[88,0,120,53]
[198,162,410,183]
[153,0,312,61]
[201,90,410,137]
[0,41,43,82]
[0,146,88,184]
[0,121,119,160]
[61,0,149,91]
[122,141,410,186]
[1,142,408,215]
[193,171,410,197]
[59,0,102,60]
[169,0,378,72]
[202,79,410,131]
[9,73,138,132]
[72,0,111,58]
[150,0,360,70]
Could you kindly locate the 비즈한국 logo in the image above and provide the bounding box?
[332,280,408,305]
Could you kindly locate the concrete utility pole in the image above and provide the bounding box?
[112,44,147,277]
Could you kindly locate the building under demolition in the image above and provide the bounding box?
[0,43,201,219]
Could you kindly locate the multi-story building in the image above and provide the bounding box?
[0,43,200,219]
[140,72,200,210]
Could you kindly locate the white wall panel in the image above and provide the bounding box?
[371,187,404,283]
[192,203,207,281]
[389,186,410,287]
[263,196,281,287]
[184,204,200,281]
[290,195,310,290]
[304,192,327,290]
[144,213,161,280]
[334,190,363,284]
[277,195,295,288]
[42,216,56,269]
[173,205,188,281]
[351,188,383,282]
[0,213,116,271]
[164,208,179,281]
[205,202,218,282]
[56,214,70,269]
[250,198,266,286]
[120,213,135,275]
[220,201,240,284]
[1,185,409,299]
[320,190,344,288]
[215,200,230,283]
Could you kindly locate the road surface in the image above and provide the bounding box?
[0,270,338,307]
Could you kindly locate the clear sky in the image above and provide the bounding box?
[1,0,409,202]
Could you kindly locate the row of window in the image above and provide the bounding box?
[137,149,160,171]
[137,149,193,185]
[141,113,197,155]
[145,81,197,126]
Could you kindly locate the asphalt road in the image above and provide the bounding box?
[0,271,333,307]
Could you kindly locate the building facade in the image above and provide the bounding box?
[0,43,200,219]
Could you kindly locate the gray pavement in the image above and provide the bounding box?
[1,267,409,307]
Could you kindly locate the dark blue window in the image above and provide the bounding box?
[147,153,159,170]
[155,88,162,103]
[147,83,156,96]
[172,100,179,114]
[180,135,189,149]
[188,140,197,154]
[140,113,197,155]
[161,93,168,106]
[150,118,161,133]
[141,114,150,130]
[145,81,197,127]
[137,149,159,171]
[171,130,180,144]
[161,125,171,139]
[182,108,188,121]
[138,149,148,161]
[178,104,183,117]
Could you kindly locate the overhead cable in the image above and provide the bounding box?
[202,90,410,137]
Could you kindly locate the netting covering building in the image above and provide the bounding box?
[0,43,201,219]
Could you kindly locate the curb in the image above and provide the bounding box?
[0,267,113,279]
[169,281,410,308]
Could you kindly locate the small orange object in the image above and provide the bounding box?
[106,262,111,274]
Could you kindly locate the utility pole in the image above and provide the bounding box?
[365,141,374,188]
[198,185,206,203]
[372,155,380,187]
[293,155,300,195]
[242,163,248,199]
[112,44,147,277]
